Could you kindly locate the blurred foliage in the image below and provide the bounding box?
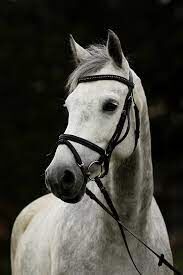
[0,0,183,274]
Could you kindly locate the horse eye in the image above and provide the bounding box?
[102,101,118,112]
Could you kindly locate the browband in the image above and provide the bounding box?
[78,74,134,89]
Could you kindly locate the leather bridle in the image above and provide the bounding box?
[58,71,140,179]
[56,72,181,275]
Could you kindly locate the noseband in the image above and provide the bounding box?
[56,72,181,275]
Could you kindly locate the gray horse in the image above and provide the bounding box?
[11,30,173,274]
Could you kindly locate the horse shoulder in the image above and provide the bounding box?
[11,193,55,270]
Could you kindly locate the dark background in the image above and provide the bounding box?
[0,0,183,274]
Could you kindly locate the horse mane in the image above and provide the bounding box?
[66,44,111,93]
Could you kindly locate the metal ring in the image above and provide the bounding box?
[77,162,84,168]
[87,160,103,181]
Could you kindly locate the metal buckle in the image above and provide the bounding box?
[87,160,103,181]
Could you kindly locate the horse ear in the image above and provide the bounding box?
[69,34,90,65]
[107,30,123,68]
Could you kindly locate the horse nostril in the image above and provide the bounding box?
[61,169,75,189]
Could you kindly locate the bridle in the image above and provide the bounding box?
[58,71,140,179]
[56,72,181,275]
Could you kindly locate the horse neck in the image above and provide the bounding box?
[105,102,154,232]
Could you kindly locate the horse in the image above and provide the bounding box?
[11,30,173,275]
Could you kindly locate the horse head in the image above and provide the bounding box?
[45,30,144,203]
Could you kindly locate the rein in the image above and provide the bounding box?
[57,72,181,275]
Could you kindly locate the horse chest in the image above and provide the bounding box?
[50,209,136,274]
[14,199,172,275]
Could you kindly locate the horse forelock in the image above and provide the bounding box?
[66,44,111,93]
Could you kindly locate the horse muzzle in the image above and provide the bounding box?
[45,162,86,203]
